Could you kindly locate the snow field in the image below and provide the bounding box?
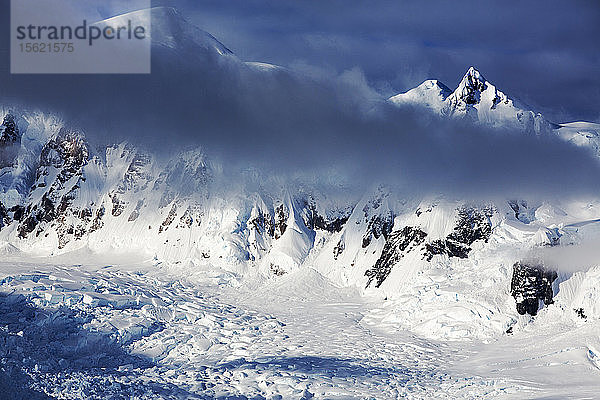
[0,261,524,399]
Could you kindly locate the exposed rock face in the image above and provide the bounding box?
[365,226,427,288]
[574,308,587,320]
[17,129,89,243]
[159,204,178,233]
[333,239,344,260]
[0,113,21,169]
[11,205,25,222]
[362,212,394,248]
[303,200,350,234]
[510,262,558,316]
[89,206,105,233]
[128,200,144,222]
[424,206,493,261]
[39,128,88,173]
[310,213,349,233]
[0,113,20,146]
[359,190,395,248]
[177,207,194,228]
[248,203,288,245]
[250,208,276,238]
[111,193,126,217]
[446,66,487,108]
[363,205,494,288]
[273,204,287,239]
[0,202,9,228]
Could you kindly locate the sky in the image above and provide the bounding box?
[170,0,600,124]
[0,0,599,198]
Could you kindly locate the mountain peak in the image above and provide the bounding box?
[454,67,487,105]
[460,66,486,86]
[388,79,452,113]
[420,79,452,95]
[465,66,483,79]
[387,66,554,133]
[97,7,233,56]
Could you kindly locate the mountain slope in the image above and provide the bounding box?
[96,7,233,56]
[556,121,600,156]
[1,109,599,342]
[389,79,451,113]
[0,13,599,347]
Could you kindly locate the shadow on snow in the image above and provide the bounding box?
[218,355,404,380]
[0,292,196,399]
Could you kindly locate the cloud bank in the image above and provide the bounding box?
[529,240,600,274]
[172,0,600,124]
[0,5,598,200]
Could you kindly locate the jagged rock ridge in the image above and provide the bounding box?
[424,206,493,261]
[365,226,427,288]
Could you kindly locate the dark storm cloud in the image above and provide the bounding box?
[0,1,599,199]
[171,0,600,123]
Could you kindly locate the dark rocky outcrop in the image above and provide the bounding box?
[574,308,587,320]
[128,200,145,222]
[159,204,178,233]
[360,191,394,248]
[89,206,105,233]
[0,202,9,228]
[0,113,20,146]
[250,208,276,238]
[311,214,349,233]
[510,262,558,316]
[177,207,195,228]
[365,226,427,288]
[249,204,288,240]
[358,208,391,247]
[273,204,287,239]
[333,239,345,260]
[39,129,88,174]
[443,67,487,114]
[362,213,394,248]
[304,207,349,234]
[424,206,493,261]
[425,239,471,260]
[10,205,25,222]
[111,193,125,217]
[17,129,89,245]
[0,113,21,169]
[457,69,487,105]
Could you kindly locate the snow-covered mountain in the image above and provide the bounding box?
[390,66,556,134]
[96,7,233,56]
[390,66,600,159]
[2,9,600,347]
[556,120,600,156]
[389,79,452,114]
[2,113,600,342]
